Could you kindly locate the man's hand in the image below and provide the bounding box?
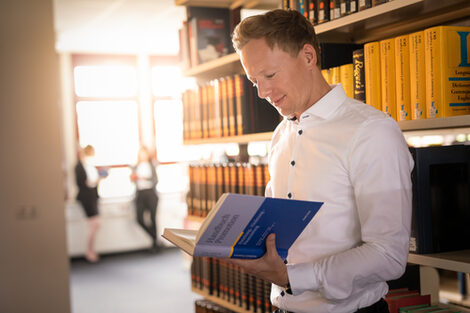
[225,233,289,286]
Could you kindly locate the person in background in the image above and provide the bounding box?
[75,145,102,263]
[131,146,159,252]
[228,9,414,313]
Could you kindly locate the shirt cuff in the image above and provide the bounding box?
[286,262,321,295]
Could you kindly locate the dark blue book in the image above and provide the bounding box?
[163,193,323,260]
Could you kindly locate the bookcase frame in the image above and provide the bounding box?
[177,0,470,311]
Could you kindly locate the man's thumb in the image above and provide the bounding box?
[266,233,278,257]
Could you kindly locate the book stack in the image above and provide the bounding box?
[188,162,269,218]
[179,7,234,69]
[193,257,274,313]
[182,74,281,141]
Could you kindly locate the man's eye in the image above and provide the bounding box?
[266,73,275,79]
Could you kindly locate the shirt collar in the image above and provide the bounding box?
[299,84,347,121]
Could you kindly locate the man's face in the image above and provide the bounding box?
[240,38,312,118]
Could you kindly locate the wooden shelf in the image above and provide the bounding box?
[315,0,470,44]
[398,115,470,132]
[408,250,470,273]
[184,131,273,145]
[175,0,280,10]
[192,288,253,313]
[183,53,242,81]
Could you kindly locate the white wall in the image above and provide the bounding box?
[0,0,71,312]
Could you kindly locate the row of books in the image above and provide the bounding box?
[187,162,269,218]
[192,256,275,313]
[195,299,236,313]
[284,0,391,25]
[322,63,354,98]
[361,25,470,120]
[182,74,280,141]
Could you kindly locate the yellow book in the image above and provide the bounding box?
[364,41,382,111]
[340,63,354,98]
[395,35,411,121]
[330,66,341,85]
[425,26,470,118]
[409,31,426,119]
[322,69,331,84]
[380,38,397,120]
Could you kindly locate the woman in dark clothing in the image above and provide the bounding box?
[75,145,101,262]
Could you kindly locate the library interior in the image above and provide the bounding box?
[2,0,470,313]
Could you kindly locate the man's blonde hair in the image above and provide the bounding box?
[232,9,321,66]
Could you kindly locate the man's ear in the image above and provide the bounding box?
[301,43,318,68]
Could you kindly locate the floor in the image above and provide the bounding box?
[69,248,200,313]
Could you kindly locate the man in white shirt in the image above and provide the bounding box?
[229,9,414,313]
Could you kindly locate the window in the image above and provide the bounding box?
[72,55,139,198]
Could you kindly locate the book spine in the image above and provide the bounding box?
[353,48,366,102]
[330,66,341,84]
[425,27,442,118]
[317,0,329,24]
[220,77,230,137]
[395,34,411,121]
[226,76,236,136]
[409,31,426,120]
[425,26,470,118]
[330,0,341,21]
[254,164,265,196]
[380,38,397,120]
[244,163,256,196]
[238,163,246,195]
[234,74,244,135]
[364,41,382,110]
[340,63,354,98]
[322,69,331,84]
[308,0,317,25]
[202,164,209,217]
[358,0,371,11]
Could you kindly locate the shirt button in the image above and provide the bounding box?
[287,193,292,198]
[298,129,303,135]
[290,160,295,166]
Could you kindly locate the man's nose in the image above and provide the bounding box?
[256,81,271,99]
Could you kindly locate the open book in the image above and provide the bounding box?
[162,193,323,260]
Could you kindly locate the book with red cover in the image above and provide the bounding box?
[385,293,431,313]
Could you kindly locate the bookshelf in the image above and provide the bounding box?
[176,0,470,312]
[182,53,242,81]
[408,251,470,274]
[315,0,470,44]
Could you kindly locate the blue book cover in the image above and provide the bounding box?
[163,193,323,260]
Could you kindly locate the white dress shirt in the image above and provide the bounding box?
[267,85,414,313]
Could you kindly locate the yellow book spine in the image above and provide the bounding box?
[409,31,426,119]
[331,66,341,85]
[380,38,397,120]
[395,35,411,121]
[322,69,331,84]
[364,41,382,111]
[340,63,354,98]
[425,26,470,118]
